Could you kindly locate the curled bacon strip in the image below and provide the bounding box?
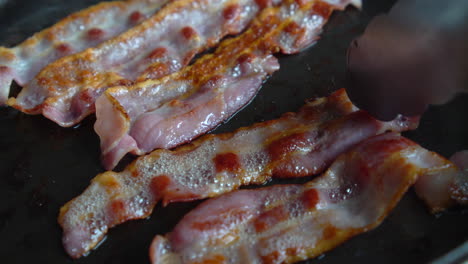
[58,89,417,258]
[95,0,361,170]
[0,0,167,105]
[9,0,284,126]
[149,133,467,264]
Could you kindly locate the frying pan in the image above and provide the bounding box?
[0,0,467,263]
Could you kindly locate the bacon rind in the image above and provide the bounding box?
[0,0,167,106]
[58,89,417,258]
[9,0,283,126]
[95,0,360,170]
[149,133,465,264]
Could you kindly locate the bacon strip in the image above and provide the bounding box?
[9,0,286,126]
[95,0,360,170]
[58,89,417,258]
[414,150,468,212]
[0,0,167,105]
[149,133,467,264]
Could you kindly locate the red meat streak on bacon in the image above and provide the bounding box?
[58,88,418,259]
[87,28,106,41]
[56,43,74,54]
[149,133,467,264]
[223,4,241,20]
[129,10,145,24]
[214,153,242,173]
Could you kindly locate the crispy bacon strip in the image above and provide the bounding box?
[9,0,285,126]
[0,0,167,105]
[58,89,417,258]
[149,133,467,264]
[95,0,360,170]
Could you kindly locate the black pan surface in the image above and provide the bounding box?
[0,0,467,263]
